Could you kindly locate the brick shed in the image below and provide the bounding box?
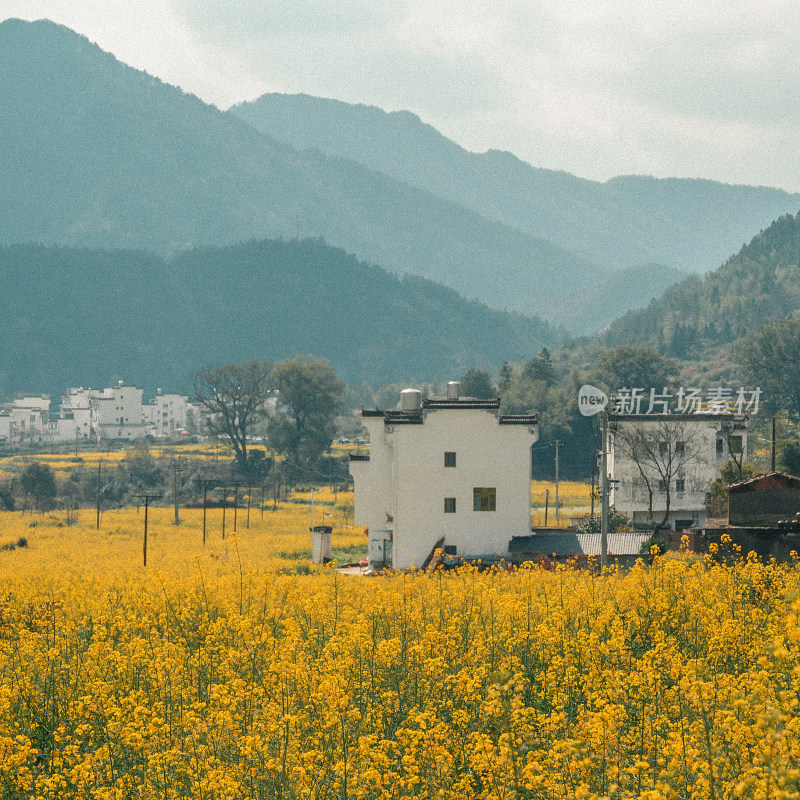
[728,472,800,527]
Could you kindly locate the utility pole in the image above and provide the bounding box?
[135,493,162,567]
[772,416,777,472]
[202,479,209,545]
[554,439,560,525]
[222,488,227,540]
[172,457,180,525]
[246,485,251,529]
[544,488,549,527]
[601,409,610,570]
[233,485,239,533]
[96,460,102,530]
[311,488,319,530]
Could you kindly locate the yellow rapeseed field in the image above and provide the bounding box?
[0,495,799,798]
[531,480,594,526]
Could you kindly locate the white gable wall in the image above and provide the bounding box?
[352,402,537,569]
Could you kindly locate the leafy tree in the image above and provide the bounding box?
[707,459,758,517]
[20,462,56,513]
[780,440,800,476]
[194,360,273,472]
[735,318,800,415]
[577,507,631,533]
[268,358,345,468]
[524,347,555,385]
[497,361,514,393]
[612,418,699,531]
[459,368,495,399]
[125,439,164,489]
[0,482,14,511]
[592,346,679,392]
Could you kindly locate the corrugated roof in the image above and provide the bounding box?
[510,532,652,556]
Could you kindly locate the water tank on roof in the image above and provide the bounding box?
[447,381,460,399]
[400,388,422,411]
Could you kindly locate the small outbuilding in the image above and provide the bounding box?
[728,472,800,527]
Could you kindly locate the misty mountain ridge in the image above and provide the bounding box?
[0,17,602,324]
[4,17,800,340]
[229,93,800,276]
[600,211,800,361]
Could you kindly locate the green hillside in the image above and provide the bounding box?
[0,239,559,399]
[600,212,800,360]
[0,18,598,319]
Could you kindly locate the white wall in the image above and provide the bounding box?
[610,415,748,529]
[352,405,537,568]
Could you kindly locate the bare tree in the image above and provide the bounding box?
[612,418,699,531]
[194,360,273,472]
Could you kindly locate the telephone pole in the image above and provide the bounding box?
[601,410,610,570]
[135,493,162,567]
[554,439,560,525]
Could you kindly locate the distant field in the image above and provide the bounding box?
[531,479,594,526]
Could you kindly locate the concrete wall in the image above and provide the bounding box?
[352,406,537,569]
[610,415,746,530]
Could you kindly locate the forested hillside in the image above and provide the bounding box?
[601,212,800,359]
[230,93,800,275]
[0,18,599,320]
[0,239,558,400]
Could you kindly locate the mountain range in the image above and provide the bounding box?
[4,18,800,337]
[230,93,800,276]
[0,239,557,399]
[599,211,800,363]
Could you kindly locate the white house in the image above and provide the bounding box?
[90,381,146,441]
[0,412,11,442]
[9,395,51,444]
[349,383,538,569]
[609,413,748,530]
[56,387,95,443]
[144,390,194,437]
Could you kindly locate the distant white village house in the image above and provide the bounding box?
[0,382,202,444]
[349,382,538,569]
[609,412,748,530]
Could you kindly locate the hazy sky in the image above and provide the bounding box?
[4,0,800,192]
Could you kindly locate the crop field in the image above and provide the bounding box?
[531,480,594,526]
[0,486,799,799]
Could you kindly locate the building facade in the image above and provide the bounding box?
[350,384,538,569]
[90,381,146,441]
[609,413,747,530]
[144,390,195,437]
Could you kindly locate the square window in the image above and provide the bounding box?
[716,439,724,454]
[658,479,667,493]
[473,487,496,511]
[676,478,685,493]
[444,451,456,467]
[444,497,456,513]
[676,441,685,455]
